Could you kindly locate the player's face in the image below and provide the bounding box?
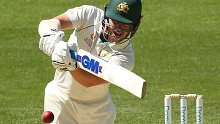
[104,18,133,43]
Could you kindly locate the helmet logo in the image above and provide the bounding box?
[117,2,130,14]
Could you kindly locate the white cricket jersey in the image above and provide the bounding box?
[53,5,134,102]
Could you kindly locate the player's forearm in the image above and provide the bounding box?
[53,14,73,30]
[70,68,109,87]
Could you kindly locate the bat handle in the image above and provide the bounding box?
[70,51,78,60]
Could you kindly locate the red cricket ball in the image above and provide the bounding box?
[41,111,54,123]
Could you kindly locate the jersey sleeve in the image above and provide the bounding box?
[109,53,134,71]
[99,40,135,71]
[109,41,134,71]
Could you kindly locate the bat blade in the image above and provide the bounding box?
[71,49,146,98]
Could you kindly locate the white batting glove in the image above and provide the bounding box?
[52,41,77,72]
[39,29,64,56]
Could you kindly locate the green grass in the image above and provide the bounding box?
[0,0,219,123]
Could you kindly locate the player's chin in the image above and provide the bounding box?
[109,35,124,43]
[109,37,121,43]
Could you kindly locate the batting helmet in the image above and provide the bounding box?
[102,0,143,42]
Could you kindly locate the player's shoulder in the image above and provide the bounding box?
[109,53,134,71]
[108,40,135,71]
[80,5,103,13]
[110,40,134,53]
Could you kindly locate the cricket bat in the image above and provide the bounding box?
[70,49,146,98]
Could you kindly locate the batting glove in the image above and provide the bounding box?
[52,41,77,72]
[39,29,64,56]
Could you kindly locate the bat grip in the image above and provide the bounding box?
[70,51,78,60]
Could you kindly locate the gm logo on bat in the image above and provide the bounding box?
[76,54,104,74]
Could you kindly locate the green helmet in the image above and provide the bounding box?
[106,0,142,25]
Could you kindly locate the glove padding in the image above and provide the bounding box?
[52,41,77,72]
[39,29,64,56]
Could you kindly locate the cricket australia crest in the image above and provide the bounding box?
[100,50,111,60]
[117,2,130,13]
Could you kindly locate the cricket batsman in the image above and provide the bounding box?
[38,0,143,123]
